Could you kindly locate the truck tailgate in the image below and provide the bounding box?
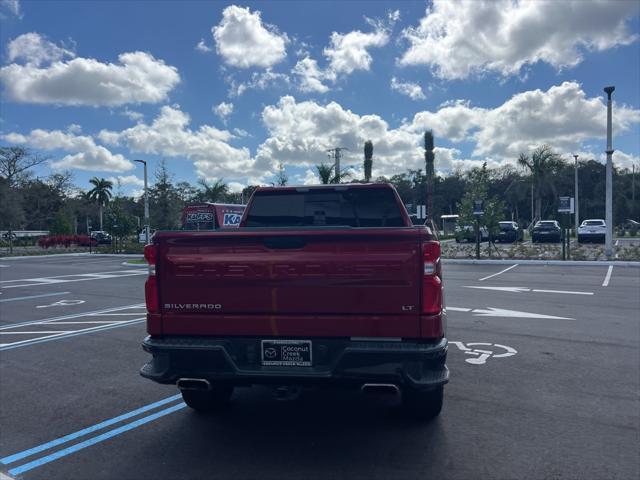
[155,228,424,337]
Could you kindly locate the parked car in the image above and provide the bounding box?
[90,231,112,245]
[496,221,523,243]
[578,219,606,243]
[141,183,448,420]
[532,220,561,243]
[455,224,488,243]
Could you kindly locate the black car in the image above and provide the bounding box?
[455,224,489,243]
[497,221,524,243]
[90,230,112,245]
[532,220,561,243]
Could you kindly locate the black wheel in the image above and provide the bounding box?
[402,385,443,421]
[181,385,234,412]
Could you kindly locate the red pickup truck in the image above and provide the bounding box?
[141,183,448,419]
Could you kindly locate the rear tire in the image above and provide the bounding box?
[181,385,234,412]
[402,385,443,421]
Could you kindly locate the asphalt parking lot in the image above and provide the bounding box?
[0,254,638,480]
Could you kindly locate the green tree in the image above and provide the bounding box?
[364,140,373,182]
[517,145,565,223]
[0,146,48,187]
[315,163,351,185]
[106,199,137,238]
[196,178,229,203]
[50,209,74,234]
[149,160,182,230]
[87,177,113,230]
[458,163,505,241]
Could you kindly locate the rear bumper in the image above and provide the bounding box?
[141,336,449,391]
[578,233,605,243]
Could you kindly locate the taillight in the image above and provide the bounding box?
[143,244,158,314]
[422,240,442,314]
[145,274,159,314]
[144,244,156,265]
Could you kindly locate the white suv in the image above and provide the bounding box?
[578,219,606,244]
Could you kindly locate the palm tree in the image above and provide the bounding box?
[197,178,228,202]
[87,177,113,230]
[517,145,565,223]
[315,163,352,184]
[316,163,334,184]
[424,131,435,225]
[364,140,373,182]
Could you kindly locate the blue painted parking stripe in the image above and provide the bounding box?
[0,292,70,303]
[1,394,182,465]
[0,319,145,351]
[8,403,187,476]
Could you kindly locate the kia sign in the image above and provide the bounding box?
[222,213,242,227]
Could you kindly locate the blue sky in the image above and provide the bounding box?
[1,0,639,196]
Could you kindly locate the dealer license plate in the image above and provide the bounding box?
[261,339,312,366]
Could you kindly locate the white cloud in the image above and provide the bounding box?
[227,181,245,193]
[213,5,288,69]
[212,101,234,122]
[228,69,290,97]
[98,105,255,180]
[291,168,321,186]
[1,34,180,106]
[0,0,21,17]
[610,151,640,170]
[107,174,144,187]
[121,108,144,122]
[7,32,74,66]
[400,0,639,79]
[409,82,640,160]
[390,77,425,101]
[2,129,133,172]
[67,123,82,134]
[255,95,423,179]
[233,128,250,137]
[323,28,389,76]
[292,57,330,93]
[195,39,213,53]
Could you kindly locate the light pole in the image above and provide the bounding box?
[574,154,579,236]
[134,159,149,245]
[604,86,615,260]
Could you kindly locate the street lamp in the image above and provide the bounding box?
[574,154,579,236]
[134,159,149,245]
[604,86,615,260]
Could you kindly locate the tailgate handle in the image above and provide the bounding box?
[263,237,306,249]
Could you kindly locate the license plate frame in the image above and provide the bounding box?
[261,339,312,367]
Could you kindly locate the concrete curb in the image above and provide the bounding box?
[0,253,143,260]
[443,258,640,267]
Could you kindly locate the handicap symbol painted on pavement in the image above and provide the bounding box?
[450,341,517,365]
[36,299,86,309]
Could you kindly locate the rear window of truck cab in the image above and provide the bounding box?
[244,187,405,228]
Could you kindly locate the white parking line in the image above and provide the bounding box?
[0,270,146,289]
[0,317,144,350]
[479,264,519,281]
[602,265,613,287]
[0,303,144,330]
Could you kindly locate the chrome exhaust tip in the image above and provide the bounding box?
[176,378,211,391]
[360,383,400,395]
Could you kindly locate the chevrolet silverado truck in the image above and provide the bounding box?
[140,183,448,420]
